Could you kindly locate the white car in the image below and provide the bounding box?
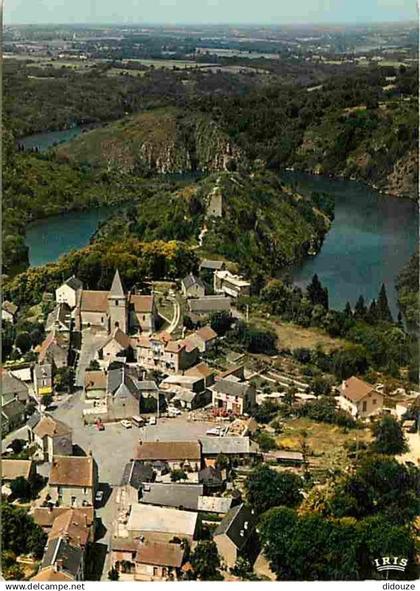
[120,419,132,429]
[206,427,222,436]
[168,406,182,416]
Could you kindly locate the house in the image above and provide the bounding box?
[34,363,53,396]
[48,455,96,507]
[338,376,384,419]
[129,294,158,334]
[126,503,198,543]
[214,270,251,299]
[135,441,202,473]
[37,331,69,369]
[1,368,29,404]
[181,274,206,298]
[137,380,159,399]
[188,295,231,319]
[140,483,204,511]
[120,460,155,501]
[160,374,205,394]
[55,276,83,309]
[197,496,232,515]
[111,538,185,581]
[96,327,133,363]
[262,450,305,466]
[33,506,95,539]
[84,370,107,399]
[134,540,185,581]
[29,414,73,462]
[2,300,18,323]
[2,398,26,435]
[47,507,94,548]
[193,325,218,352]
[211,378,256,415]
[214,503,257,569]
[198,466,224,492]
[46,303,72,334]
[106,366,140,419]
[199,259,226,273]
[136,334,199,374]
[200,437,259,464]
[34,537,84,581]
[2,460,35,488]
[184,361,216,387]
[171,388,209,410]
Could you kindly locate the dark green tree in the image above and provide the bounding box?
[108,568,119,581]
[344,302,353,317]
[245,465,302,514]
[10,477,32,501]
[190,540,221,580]
[15,331,31,354]
[54,367,75,393]
[209,310,232,336]
[376,283,393,323]
[307,274,329,309]
[354,295,367,320]
[371,415,408,455]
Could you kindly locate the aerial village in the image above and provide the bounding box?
[2,260,419,582]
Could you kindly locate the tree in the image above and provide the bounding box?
[283,386,297,406]
[2,321,16,359]
[87,359,100,370]
[108,568,119,581]
[253,430,277,452]
[42,393,54,408]
[10,477,32,501]
[4,564,24,580]
[354,295,367,320]
[252,399,279,424]
[54,367,75,393]
[307,274,329,309]
[15,331,31,354]
[1,503,46,558]
[209,310,232,336]
[371,415,408,455]
[215,453,229,470]
[245,465,302,514]
[311,376,332,397]
[376,283,393,323]
[332,345,369,379]
[344,302,353,317]
[190,540,221,580]
[10,439,25,454]
[171,469,187,482]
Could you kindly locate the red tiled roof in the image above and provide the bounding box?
[135,441,201,461]
[341,376,375,403]
[49,456,94,488]
[135,541,184,568]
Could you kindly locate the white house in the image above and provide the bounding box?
[338,376,384,419]
[55,276,83,309]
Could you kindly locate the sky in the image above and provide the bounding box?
[4,0,418,25]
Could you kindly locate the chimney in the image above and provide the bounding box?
[240,530,244,537]
[244,521,248,530]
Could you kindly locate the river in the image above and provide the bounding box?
[283,171,418,317]
[21,124,417,317]
[17,126,87,151]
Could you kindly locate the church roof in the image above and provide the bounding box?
[109,270,125,297]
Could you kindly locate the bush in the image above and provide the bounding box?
[254,430,278,452]
[296,396,356,428]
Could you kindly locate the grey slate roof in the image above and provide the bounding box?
[46,303,72,332]
[199,260,225,271]
[41,537,83,578]
[108,368,139,398]
[64,276,83,290]
[211,378,250,398]
[27,411,41,429]
[121,460,154,489]
[109,269,125,297]
[198,466,223,487]
[182,273,205,291]
[1,371,29,397]
[2,398,25,420]
[188,296,231,314]
[214,503,256,550]
[137,380,158,392]
[200,436,257,455]
[140,483,203,511]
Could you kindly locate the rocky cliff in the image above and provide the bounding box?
[55,108,243,174]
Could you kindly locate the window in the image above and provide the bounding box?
[115,300,119,306]
[373,399,377,405]
[71,496,76,506]
[362,401,367,412]
[83,487,88,494]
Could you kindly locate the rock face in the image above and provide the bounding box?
[384,149,418,199]
[55,108,243,175]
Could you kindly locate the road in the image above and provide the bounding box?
[75,328,107,388]
[167,296,181,334]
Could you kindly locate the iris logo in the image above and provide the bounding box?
[374,557,408,573]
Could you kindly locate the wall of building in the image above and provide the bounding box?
[49,485,94,507]
[214,534,237,569]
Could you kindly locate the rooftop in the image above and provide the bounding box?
[49,456,94,488]
[127,503,198,537]
[2,459,33,481]
[41,537,83,579]
[140,483,203,511]
[341,376,375,402]
[84,370,107,391]
[196,325,218,342]
[48,508,92,547]
[63,276,83,291]
[199,259,225,270]
[121,460,154,489]
[200,436,257,455]
[129,294,154,313]
[181,273,205,291]
[33,414,72,439]
[188,296,231,313]
[135,540,184,568]
[135,441,201,462]
[214,503,256,549]
[211,378,251,398]
[79,290,109,313]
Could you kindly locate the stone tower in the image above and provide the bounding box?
[108,269,128,334]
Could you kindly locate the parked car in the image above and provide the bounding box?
[168,406,182,417]
[132,415,145,427]
[206,427,222,436]
[120,419,132,429]
[96,421,105,431]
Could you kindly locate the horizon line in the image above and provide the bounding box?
[4,19,418,27]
